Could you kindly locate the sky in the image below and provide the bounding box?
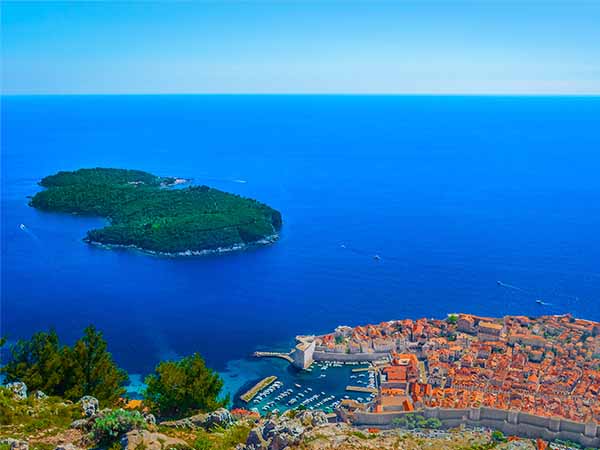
[2,1,600,95]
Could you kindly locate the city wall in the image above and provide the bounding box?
[312,350,389,363]
[351,407,600,448]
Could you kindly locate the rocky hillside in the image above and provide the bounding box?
[235,410,537,450]
[0,383,549,450]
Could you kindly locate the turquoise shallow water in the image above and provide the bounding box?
[2,95,600,404]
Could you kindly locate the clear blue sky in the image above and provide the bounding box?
[2,1,600,95]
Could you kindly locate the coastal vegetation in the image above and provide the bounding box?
[29,168,282,254]
[1,329,229,421]
[1,328,237,448]
[0,386,80,432]
[144,353,229,419]
[90,409,146,444]
[1,326,127,405]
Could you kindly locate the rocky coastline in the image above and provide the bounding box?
[84,233,280,257]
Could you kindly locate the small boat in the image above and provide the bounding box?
[536,299,543,304]
[19,224,26,231]
[294,383,301,388]
[373,254,381,260]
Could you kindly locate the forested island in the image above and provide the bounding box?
[29,168,282,255]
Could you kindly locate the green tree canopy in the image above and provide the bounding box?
[1,330,65,395]
[1,326,127,405]
[62,326,128,404]
[144,353,228,419]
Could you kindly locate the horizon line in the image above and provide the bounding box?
[2,92,600,98]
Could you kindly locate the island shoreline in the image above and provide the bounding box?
[84,233,280,257]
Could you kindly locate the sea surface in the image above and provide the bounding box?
[2,95,600,403]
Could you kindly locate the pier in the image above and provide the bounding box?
[346,385,378,394]
[254,351,294,363]
[240,376,278,403]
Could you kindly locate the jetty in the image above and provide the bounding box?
[240,376,278,403]
[253,351,294,363]
[346,385,378,394]
[351,366,374,373]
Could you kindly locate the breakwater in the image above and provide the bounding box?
[254,351,294,363]
[348,407,600,448]
[240,376,278,403]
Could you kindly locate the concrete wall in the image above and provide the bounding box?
[312,351,389,363]
[350,407,600,448]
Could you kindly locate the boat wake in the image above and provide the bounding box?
[18,223,39,241]
[496,280,527,292]
[497,280,583,309]
[340,243,383,261]
[196,175,249,185]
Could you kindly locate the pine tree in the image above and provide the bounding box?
[1,330,66,395]
[63,326,128,404]
[144,353,228,418]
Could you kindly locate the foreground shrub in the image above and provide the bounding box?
[0,386,79,434]
[193,433,213,450]
[91,409,147,443]
[144,353,228,419]
[192,424,252,450]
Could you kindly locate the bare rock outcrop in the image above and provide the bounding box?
[160,407,233,430]
[120,430,188,450]
[5,382,27,400]
[78,395,99,417]
[0,438,28,450]
[239,410,329,450]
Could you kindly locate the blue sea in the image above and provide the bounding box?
[2,95,600,403]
